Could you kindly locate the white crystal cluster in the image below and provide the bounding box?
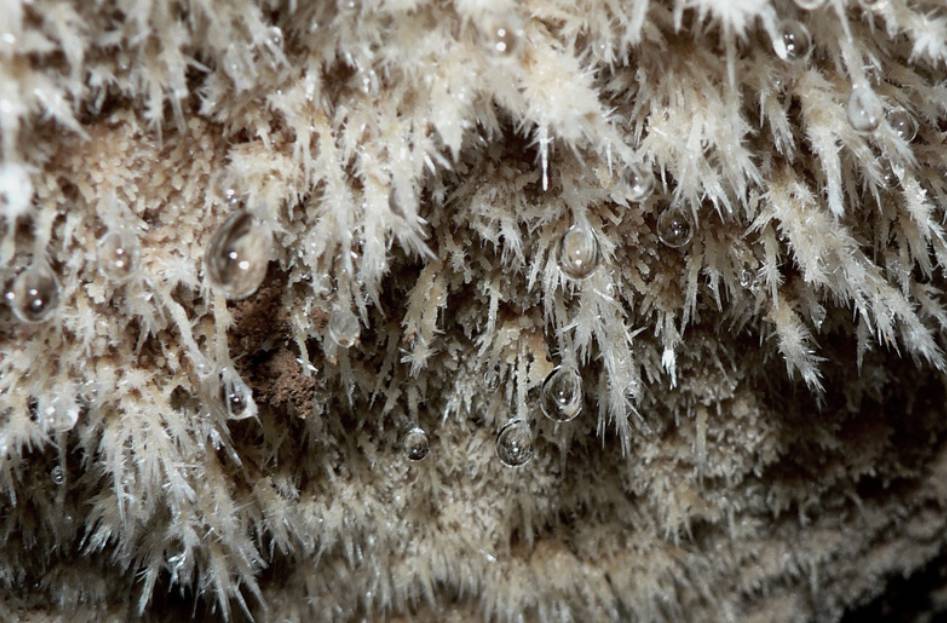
[0,0,946,621]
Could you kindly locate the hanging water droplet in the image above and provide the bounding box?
[794,0,826,9]
[328,305,360,348]
[219,374,252,419]
[403,426,430,462]
[847,88,883,133]
[495,419,534,467]
[49,398,79,432]
[626,165,654,202]
[99,229,140,283]
[6,263,61,323]
[812,305,827,330]
[739,268,757,290]
[886,107,917,142]
[357,67,379,97]
[559,223,600,280]
[878,158,899,189]
[486,21,521,57]
[50,465,64,485]
[267,26,283,49]
[656,208,694,248]
[205,211,271,300]
[540,366,583,422]
[777,21,812,62]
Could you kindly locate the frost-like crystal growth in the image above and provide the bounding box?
[0,0,946,620]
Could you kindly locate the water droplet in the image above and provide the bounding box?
[49,399,79,432]
[205,211,271,300]
[859,0,886,10]
[656,208,694,248]
[794,0,826,9]
[878,158,899,189]
[338,0,358,11]
[626,165,654,202]
[559,223,600,280]
[886,107,917,142]
[496,419,534,467]
[328,306,360,348]
[50,465,64,485]
[219,375,252,419]
[6,263,61,323]
[540,366,582,422]
[487,22,520,57]
[403,426,429,462]
[739,268,757,290]
[847,88,883,133]
[778,21,812,62]
[267,26,283,48]
[99,230,140,283]
[358,67,379,97]
[812,306,827,329]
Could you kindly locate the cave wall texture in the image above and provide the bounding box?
[1,0,947,621]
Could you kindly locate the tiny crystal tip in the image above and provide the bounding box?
[205,211,272,300]
[626,165,655,202]
[559,223,600,280]
[496,419,534,467]
[847,88,883,133]
[7,263,61,323]
[99,229,141,283]
[886,107,917,143]
[540,366,583,423]
[778,20,812,62]
[403,426,430,462]
[656,208,694,249]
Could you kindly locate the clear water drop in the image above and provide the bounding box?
[99,229,140,283]
[794,0,826,9]
[403,426,430,462]
[878,158,899,189]
[559,223,600,280]
[328,306,360,348]
[626,165,654,202]
[51,401,79,432]
[205,211,271,300]
[358,67,379,97]
[6,263,61,323]
[50,465,64,485]
[487,22,520,57]
[219,374,252,419]
[656,208,694,249]
[812,306,827,330]
[847,88,883,133]
[886,107,917,142]
[540,366,583,422]
[267,26,283,48]
[778,21,812,62]
[495,419,534,467]
[739,268,757,290]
